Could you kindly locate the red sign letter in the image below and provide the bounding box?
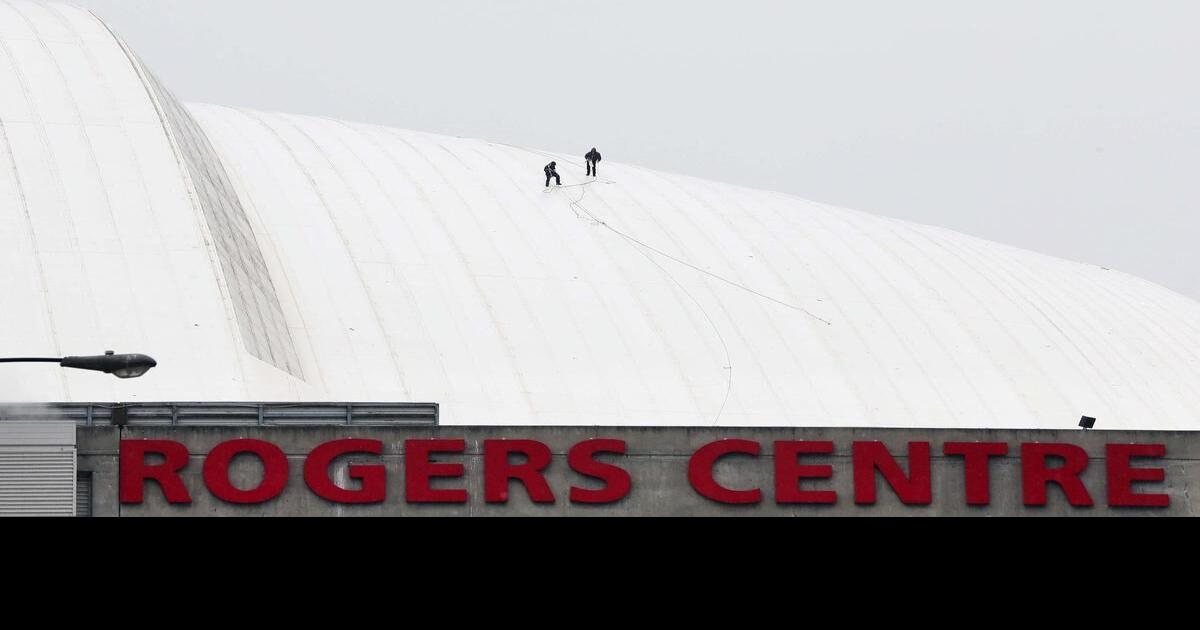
[1022,443,1094,507]
[485,440,555,504]
[854,442,932,505]
[120,440,192,505]
[689,440,762,505]
[568,439,632,505]
[305,439,387,504]
[406,439,468,504]
[1107,444,1169,508]
[944,442,1009,506]
[775,441,837,505]
[203,439,290,504]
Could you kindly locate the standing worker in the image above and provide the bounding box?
[544,161,561,188]
[585,147,602,178]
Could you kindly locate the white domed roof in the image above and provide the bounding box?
[2,1,1198,429]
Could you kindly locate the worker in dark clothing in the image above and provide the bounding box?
[585,148,602,177]
[544,161,561,187]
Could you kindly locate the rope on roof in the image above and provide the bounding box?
[556,180,834,327]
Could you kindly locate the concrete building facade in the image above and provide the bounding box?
[75,425,1199,517]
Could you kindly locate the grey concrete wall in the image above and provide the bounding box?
[78,426,1200,517]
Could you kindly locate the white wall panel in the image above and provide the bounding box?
[0,422,75,517]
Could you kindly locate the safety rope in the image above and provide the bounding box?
[631,226,734,426]
[556,181,733,426]
[555,181,834,327]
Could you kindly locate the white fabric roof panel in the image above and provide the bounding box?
[0,0,312,402]
[1,1,1198,429]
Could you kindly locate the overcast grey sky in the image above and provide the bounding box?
[67,0,1199,299]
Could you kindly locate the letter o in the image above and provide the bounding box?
[203,439,290,504]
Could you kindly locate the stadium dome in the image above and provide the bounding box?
[2,1,1198,429]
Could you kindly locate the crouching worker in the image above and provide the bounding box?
[544,161,561,188]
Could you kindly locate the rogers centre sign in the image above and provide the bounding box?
[119,437,1172,509]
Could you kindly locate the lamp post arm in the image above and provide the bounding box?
[1,354,157,379]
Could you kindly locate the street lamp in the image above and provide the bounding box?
[0,351,157,379]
